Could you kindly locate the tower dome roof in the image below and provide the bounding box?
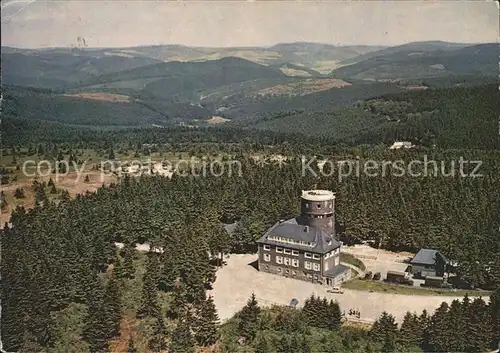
[301,190,335,201]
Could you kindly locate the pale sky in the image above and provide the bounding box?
[1,1,498,48]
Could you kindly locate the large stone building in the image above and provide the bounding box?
[257,190,350,287]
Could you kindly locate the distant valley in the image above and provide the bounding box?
[1,40,498,148]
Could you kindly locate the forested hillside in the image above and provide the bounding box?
[2,86,213,127]
[330,43,497,80]
[337,41,469,66]
[2,149,500,351]
[75,57,285,94]
[350,84,499,149]
[1,39,499,353]
[219,292,500,353]
[1,51,162,89]
[241,84,499,150]
[222,82,402,119]
[1,42,384,86]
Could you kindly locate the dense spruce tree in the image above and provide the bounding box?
[302,295,321,327]
[113,256,125,281]
[136,256,161,319]
[238,293,261,343]
[230,215,264,253]
[83,274,111,353]
[166,280,188,320]
[254,334,271,353]
[14,187,25,198]
[370,312,398,346]
[398,312,421,348]
[104,273,122,339]
[447,299,467,351]
[364,340,375,353]
[299,335,312,353]
[50,184,58,194]
[169,318,195,353]
[277,335,291,353]
[381,334,396,353]
[158,254,179,292]
[466,297,492,352]
[274,306,305,333]
[302,296,341,330]
[490,287,500,349]
[127,338,137,353]
[121,243,136,279]
[147,316,168,353]
[418,309,430,347]
[193,296,220,346]
[425,302,450,352]
[34,185,47,204]
[327,299,342,331]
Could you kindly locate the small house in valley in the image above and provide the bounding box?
[389,141,414,150]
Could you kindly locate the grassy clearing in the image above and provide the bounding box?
[342,279,492,297]
[340,253,366,271]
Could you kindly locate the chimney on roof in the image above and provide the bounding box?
[304,226,309,232]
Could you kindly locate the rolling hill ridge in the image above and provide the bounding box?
[330,43,497,80]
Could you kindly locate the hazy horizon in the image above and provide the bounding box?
[2,39,490,51]
[2,1,498,49]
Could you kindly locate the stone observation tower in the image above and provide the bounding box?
[299,190,335,235]
[256,189,350,287]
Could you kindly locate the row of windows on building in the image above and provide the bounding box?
[304,202,333,209]
[263,244,320,258]
[263,244,340,259]
[307,214,333,219]
[262,265,321,280]
[266,237,315,247]
[262,254,322,271]
[325,248,340,258]
[264,266,322,280]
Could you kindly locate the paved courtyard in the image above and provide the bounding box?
[210,253,473,324]
[342,244,411,278]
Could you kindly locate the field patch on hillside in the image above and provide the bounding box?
[196,50,283,65]
[258,78,351,97]
[207,116,231,124]
[280,67,313,77]
[312,60,345,74]
[63,92,131,103]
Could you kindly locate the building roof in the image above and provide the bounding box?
[410,249,448,265]
[223,222,238,235]
[389,141,414,150]
[301,190,335,201]
[323,264,350,278]
[256,217,340,254]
